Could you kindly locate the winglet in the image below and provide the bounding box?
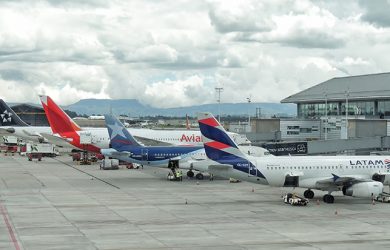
[332,173,340,182]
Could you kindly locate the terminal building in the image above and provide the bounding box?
[241,72,390,154]
[11,104,49,126]
[281,72,390,119]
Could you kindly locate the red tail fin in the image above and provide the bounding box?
[39,95,81,134]
[186,114,191,130]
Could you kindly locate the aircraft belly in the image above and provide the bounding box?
[209,168,268,185]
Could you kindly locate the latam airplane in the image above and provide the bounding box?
[197,112,390,203]
[38,95,251,153]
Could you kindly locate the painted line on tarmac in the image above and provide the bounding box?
[53,158,120,189]
[0,202,21,250]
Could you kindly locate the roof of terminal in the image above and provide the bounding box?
[281,72,390,103]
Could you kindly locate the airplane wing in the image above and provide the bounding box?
[40,133,78,148]
[133,136,172,146]
[316,174,372,186]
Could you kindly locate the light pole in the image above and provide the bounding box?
[345,90,349,139]
[246,96,251,132]
[324,92,327,140]
[215,87,223,122]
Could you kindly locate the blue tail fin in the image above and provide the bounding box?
[0,100,29,126]
[197,112,265,179]
[104,114,141,149]
[197,112,246,162]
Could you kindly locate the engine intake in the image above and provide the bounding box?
[343,181,383,198]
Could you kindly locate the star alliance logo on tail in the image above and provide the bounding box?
[1,110,12,124]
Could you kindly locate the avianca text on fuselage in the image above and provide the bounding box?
[180,134,202,143]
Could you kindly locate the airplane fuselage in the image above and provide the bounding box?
[102,146,205,168]
[207,155,390,189]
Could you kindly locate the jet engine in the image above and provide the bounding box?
[342,181,383,198]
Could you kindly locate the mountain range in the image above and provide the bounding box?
[63,99,296,117]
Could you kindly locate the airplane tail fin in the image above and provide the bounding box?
[39,95,81,134]
[104,114,141,149]
[197,112,247,163]
[186,114,191,130]
[0,99,29,126]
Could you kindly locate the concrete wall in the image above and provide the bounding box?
[349,119,387,138]
[252,119,280,133]
[308,137,382,154]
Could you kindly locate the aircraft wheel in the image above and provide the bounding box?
[323,194,334,204]
[195,173,204,180]
[187,171,194,178]
[304,189,314,199]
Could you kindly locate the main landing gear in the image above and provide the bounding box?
[303,189,334,203]
[323,194,335,204]
[303,189,314,199]
[186,170,204,180]
[187,170,194,178]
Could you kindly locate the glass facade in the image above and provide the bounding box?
[298,100,377,118]
[378,100,390,116]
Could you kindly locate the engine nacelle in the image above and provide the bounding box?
[343,181,383,198]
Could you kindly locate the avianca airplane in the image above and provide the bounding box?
[197,112,390,204]
[39,95,251,153]
[102,114,205,169]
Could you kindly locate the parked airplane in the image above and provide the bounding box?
[103,114,205,171]
[197,112,390,203]
[103,114,272,179]
[39,95,251,153]
[0,99,62,144]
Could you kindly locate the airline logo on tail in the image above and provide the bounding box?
[39,95,100,153]
[1,110,12,124]
[40,95,81,134]
[198,112,265,178]
[105,114,141,149]
[0,99,28,126]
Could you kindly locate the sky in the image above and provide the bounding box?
[1,0,390,107]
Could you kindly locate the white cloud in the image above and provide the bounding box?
[1,0,390,109]
[143,75,212,108]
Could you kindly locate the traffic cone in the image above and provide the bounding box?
[185,199,188,205]
[251,187,255,192]
[316,199,320,205]
[196,181,199,185]
[335,209,338,215]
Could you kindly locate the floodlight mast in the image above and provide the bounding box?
[215,87,223,122]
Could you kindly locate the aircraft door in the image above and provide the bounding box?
[283,175,299,187]
[141,149,148,161]
[248,161,259,177]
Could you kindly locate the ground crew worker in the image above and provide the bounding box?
[175,170,180,180]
